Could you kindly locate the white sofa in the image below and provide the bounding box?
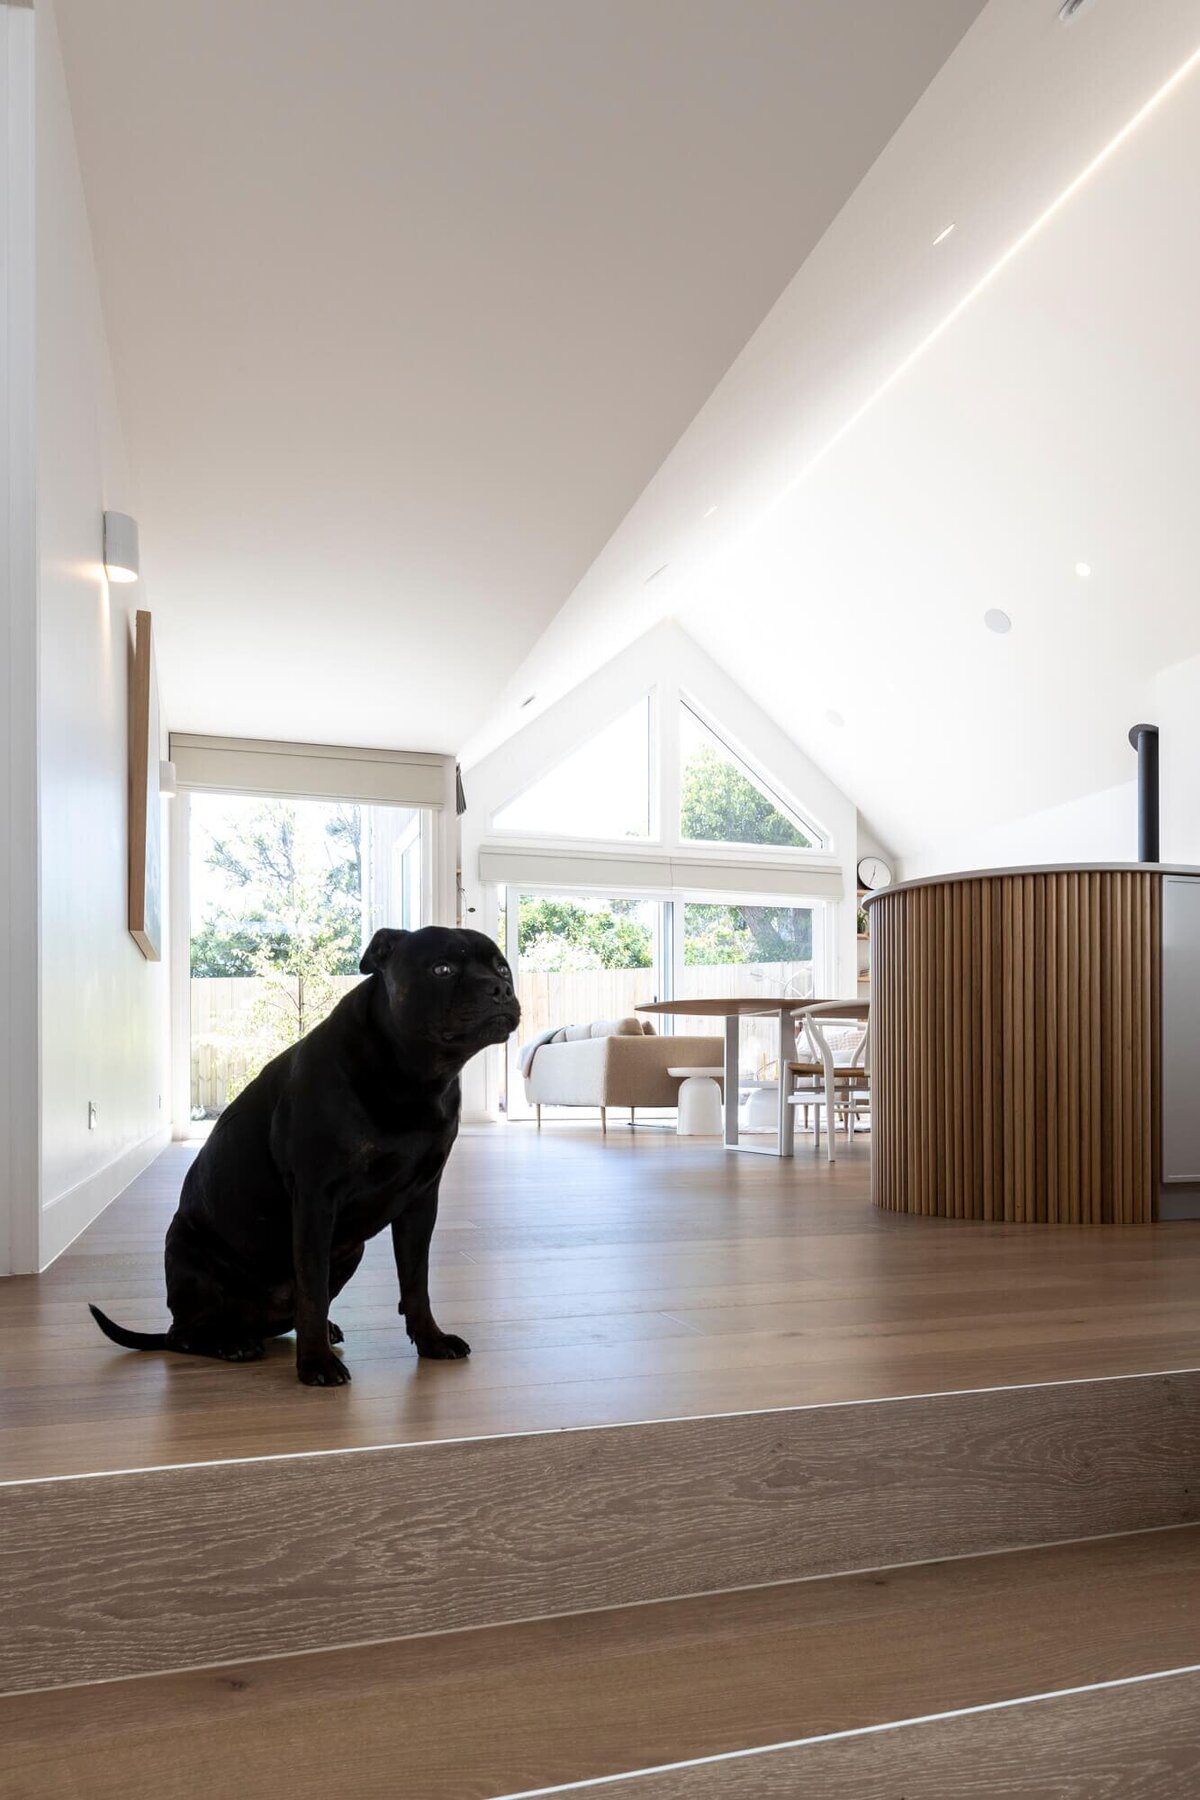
[523,1017,723,1131]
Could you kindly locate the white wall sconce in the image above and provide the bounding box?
[103,510,140,584]
[159,759,177,799]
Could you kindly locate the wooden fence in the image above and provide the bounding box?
[192,961,815,1112]
[516,961,816,1080]
[190,976,361,1114]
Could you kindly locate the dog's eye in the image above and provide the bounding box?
[431,963,455,978]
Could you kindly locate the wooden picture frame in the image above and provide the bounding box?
[128,608,162,960]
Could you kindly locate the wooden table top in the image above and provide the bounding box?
[638,997,835,1017]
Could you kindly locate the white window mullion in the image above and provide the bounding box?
[658,673,681,853]
[504,887,522,1117]
[667,898,684,1038]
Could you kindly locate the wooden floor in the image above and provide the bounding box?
[4,1525,1199,1799]
[3,1124,1200,1481]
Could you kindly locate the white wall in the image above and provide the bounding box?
[900,781,1138,883]
[1156,654,1200,865]
[856,818,896,876]
[32,0,170,1268]
[899,654,1200,883]
[1,0,40,1276]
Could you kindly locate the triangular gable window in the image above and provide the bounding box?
[493,698,652,840]
[678,703,821,849]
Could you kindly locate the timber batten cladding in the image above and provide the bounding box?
[869,868,1162,1223]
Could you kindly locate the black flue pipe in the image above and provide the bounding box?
[1128,723,1160,863]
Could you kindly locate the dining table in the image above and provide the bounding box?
[636,997,836,1157]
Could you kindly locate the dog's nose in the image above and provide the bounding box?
[490,979,514,1001]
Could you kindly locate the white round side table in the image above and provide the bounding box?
[668,1067,724,1136]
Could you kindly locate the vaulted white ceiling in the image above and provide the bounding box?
[54,0,984,752]
[58,0,1200,865]
[463,0,1200,861]
[685,59,1200,860]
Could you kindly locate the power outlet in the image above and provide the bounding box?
[87,1101,98,1132]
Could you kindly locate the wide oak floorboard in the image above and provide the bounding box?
[2,1128,1198,1480]
[3,1527,1199,1800]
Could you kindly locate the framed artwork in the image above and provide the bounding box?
[128,608,162,960]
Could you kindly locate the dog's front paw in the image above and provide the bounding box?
[414,1332,471,1361]
[297,1349,352,1386]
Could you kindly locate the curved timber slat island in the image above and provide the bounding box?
[865,865,1200,1225]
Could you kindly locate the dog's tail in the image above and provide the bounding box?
[88,1303,171,1351]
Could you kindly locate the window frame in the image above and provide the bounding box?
[671,889,831,1017]
[674,693,827,858]
[488,692,660,847]
[486,683,835,869]
[500,880,834,1116]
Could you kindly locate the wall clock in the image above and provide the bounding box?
[857,855,894,891]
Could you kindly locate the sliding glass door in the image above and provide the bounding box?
[502,884,830,1120]
[188,792,432,1132]
[504,891,660,1118]
[674,898,822,1086]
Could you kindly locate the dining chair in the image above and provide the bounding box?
[786,999,871,1163]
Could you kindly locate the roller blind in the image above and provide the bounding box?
[170,734,451,809]
[477,845,844,900]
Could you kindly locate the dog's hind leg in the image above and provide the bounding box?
[184,1336,266,1363]
[166,1270,269,1363]
[169,1321,266,1362]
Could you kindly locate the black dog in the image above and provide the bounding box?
[90,927,519,1386]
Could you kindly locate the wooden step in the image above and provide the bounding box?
[523,1674,1200,1799]
[4,1368,1198,1693]
[4,1526,1199,1800]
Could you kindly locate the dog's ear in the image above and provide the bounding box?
[359,928,409,976]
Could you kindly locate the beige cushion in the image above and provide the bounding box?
[589,1017,643,1038]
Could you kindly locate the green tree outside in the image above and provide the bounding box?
[518,896,653,970]
[514,743,814,976]
[680,743,812,850]
[191,801,362,978]
[682,901,811,966]
[680,742,812,965]
[191,800,364,1105]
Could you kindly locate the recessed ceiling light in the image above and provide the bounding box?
[520,694,536,708]
[703,505,718,519]
[932,223,955,246]
[984,608,1013,635]
[825,709,845,729]
[644,564,669,585]
[1075,561,1092,578]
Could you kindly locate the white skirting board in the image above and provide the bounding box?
[37,1127,171,1270]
